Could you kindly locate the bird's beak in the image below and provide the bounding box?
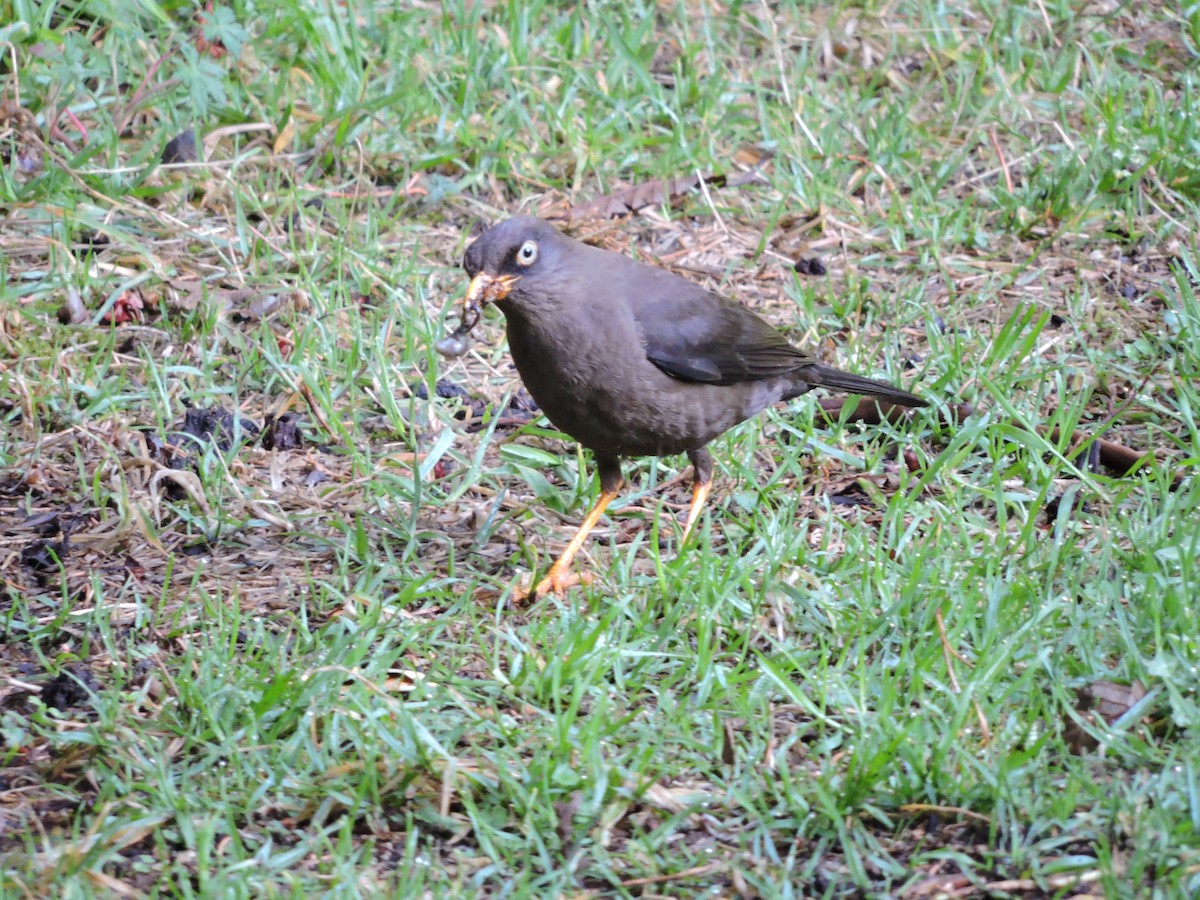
[465,272,521,305]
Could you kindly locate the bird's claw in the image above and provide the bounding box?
[513,566,593,602]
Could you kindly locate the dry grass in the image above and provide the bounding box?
[2,0,1199,895]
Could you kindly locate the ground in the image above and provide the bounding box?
[1,1,1199,897]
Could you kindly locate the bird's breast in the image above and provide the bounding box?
[503,309,790,458]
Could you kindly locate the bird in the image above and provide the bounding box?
[447,216,928,597]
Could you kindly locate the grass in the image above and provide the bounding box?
[2,0,1200,895]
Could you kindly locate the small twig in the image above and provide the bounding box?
[2,43,20,106]
[936,609,992,744]
[987,869,1104,893]
[297,378,338,440]
[758,0,821,156]
[960,147,1041,188]
[900,802,992,825]
[463,415,537,433]
[47,105,87,151]
[935,610,964,694]
[988,127,1013,192]
[1033,0,1062,47]
[695,166,729,237]
[439,760,456,819]
[114,49,171,135]
[763,703,777,771]
[847,154,899,197]
[1051,429,1158,478]
[620,863,723,888]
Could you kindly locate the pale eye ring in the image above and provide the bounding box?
[516,240,538,266]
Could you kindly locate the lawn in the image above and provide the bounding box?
[2,0,1199,896]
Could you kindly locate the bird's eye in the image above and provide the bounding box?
[516,240,538,266]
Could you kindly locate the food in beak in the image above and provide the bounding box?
[434,273,519,359]
[434,300,481,358]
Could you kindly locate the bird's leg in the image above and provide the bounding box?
[528,456,624,598]
[680,448,714,543]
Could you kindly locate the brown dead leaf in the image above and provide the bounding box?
[164,278,205,312]
[565,174,720,221]
[1066,679,1149,754]
[641,782,713,814]
[1079,679,1147,723]
[559,161,767,222]
[554,791,583,846]
[899,872,974,898]
[650,39,681,85]
[261,411,305,451]
[720,718,737,766]
[733,146,774,169]
[237,291,297,321]
[382,670,422,693]
[20,537,68,572]
[163,279,307,321]
[1,100,45,176]
[149,468,213,517]
[273,115,296,155]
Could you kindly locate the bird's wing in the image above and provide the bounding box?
[632,275,810,385]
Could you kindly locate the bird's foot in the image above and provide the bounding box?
[513,566,593,602]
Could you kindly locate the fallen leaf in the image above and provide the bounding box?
[262,411,304,451]
[641,782,713,814]
[21,538,68,571]
[554,791,583,846]
[1079,679,1147,723]
[1065,679,1150,754]
[561,168,763,222]
[41,664,99,710]
[1,100,44,176]
[177,405,261,452]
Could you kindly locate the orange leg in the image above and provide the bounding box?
[680,448,714,544]
[529,485,621,597]
[680,479,712,543]
[522,455,624,599]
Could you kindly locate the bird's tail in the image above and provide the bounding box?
[805,364,928,408]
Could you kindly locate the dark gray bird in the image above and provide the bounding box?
[449,216,927,596]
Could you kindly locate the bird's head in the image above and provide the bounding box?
[461,216,574,318]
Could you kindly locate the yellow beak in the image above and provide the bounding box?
[465,272,521,304]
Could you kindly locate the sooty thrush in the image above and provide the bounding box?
[442,216,928,597]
